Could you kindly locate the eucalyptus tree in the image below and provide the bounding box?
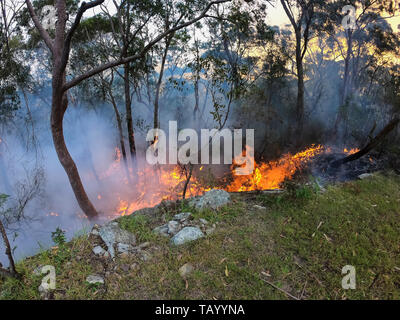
[279,0,324,144]
[24,0,231,219]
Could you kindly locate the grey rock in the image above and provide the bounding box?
[253,205,267,210]
[171,227,204,245]
[99,222,136,258]
[86,274,104,285]
[358,173,374,180]
[92,246,107,256]
[189,189,231,210]
[199,218,208,225]
[168,220,180,235]
[117,243,132,254]
[179,263,194,278]
[153,224,169,237]
[173,212,192,221]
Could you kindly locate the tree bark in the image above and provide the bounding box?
[123,63,137,171]
[295,31,305,143]
[0,219,19,278]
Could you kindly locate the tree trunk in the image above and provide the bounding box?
[295,32,305,144]
[123,63,137,171]
[51,74,98,219]
[154,36,172,130]
[109,89,131,181]
[334,30,353,141]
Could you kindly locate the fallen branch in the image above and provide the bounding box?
[260,276,300,300]
[331,117,400,168]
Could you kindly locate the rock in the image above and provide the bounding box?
[86,274,104,285]
[92,246,107,256]
[153,224,169,237]
[199,218,208,225]
[171,227,204,245]
[253,205,267,210]
[173,212,192,221]
[99,222,136,258]
[189,189,231,210]
[117,243,132,255]
[358,173,374,180]
[179,263,194,278]
[168,220,180,235]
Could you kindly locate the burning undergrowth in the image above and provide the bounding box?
[94,144,382,219]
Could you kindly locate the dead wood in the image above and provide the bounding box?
[331,117,400,168]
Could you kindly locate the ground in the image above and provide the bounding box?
[1,172,400,300]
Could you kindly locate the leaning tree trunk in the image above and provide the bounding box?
[51,71,98,219]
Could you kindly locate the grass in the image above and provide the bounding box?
[1,172,400,300]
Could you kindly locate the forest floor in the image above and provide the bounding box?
[1,172,400,300]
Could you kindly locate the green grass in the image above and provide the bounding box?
[1,172,400,300]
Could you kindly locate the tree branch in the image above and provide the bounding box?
[64,0,231,91]
[25,0,54,53]
[61,0,105,71]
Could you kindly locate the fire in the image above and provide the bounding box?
[344,148,359,155]
[95,144,361,217]
[226,145,324,192]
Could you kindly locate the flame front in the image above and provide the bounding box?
[95,144,337,217]
[226,145,324,192]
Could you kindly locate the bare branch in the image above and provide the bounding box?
[25,0,54,53]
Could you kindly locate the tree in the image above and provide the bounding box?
[280,0,322,144]
[25,0,231,219]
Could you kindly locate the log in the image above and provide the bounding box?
[331,117,400,168]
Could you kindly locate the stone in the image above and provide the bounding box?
[173,212,192,221]
[153,224,169,237]
[86,274,104,285]
[358,173,374,180]
[99,222,136,258]
[253,205,266,210]
[168,220,180,235]
[199,218,208,225]
[171,227,204,246]
[179,263,194,278]
[189,189,231,210]
[117,243,132,254]
[92,246,107,256]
